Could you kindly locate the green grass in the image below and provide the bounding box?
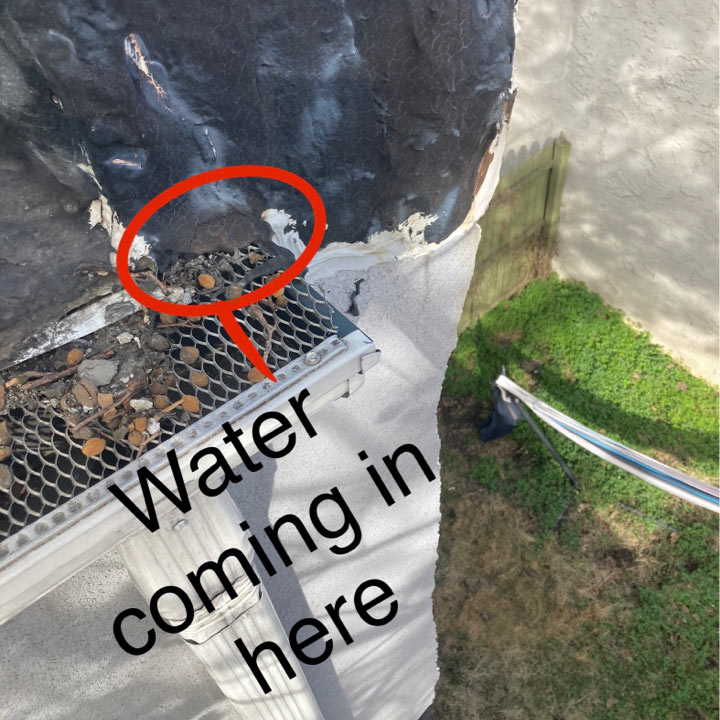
[446,275,718,526]
[443,276,719,719]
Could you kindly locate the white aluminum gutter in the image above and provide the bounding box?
[0,330,379,624]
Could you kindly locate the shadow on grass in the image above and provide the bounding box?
[446,277,719,481]
[433,388,719,720]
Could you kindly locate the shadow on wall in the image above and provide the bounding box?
[507,0,719,382]
[228,420,443,719]
[227,459,356,720]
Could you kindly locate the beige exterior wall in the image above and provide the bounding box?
[508,0,719,383]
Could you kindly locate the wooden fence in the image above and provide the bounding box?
[459,135,571,332]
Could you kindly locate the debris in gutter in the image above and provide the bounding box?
[0,243,340,540]
[0,245,301,479]
[197,273,216,289]
[66,348,84,367]
[247,368,264,384]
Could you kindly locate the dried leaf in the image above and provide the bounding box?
[190,371,209,388]
[134,416,148,433]
[0,421,10,447]
[180,346,200,365]
[128,430,143,447]
[197,273,216,289]
[102,407,118,423]
[66,348,84,367]
[72,379,98,408]
[97,393,114,409]
[150,382,166,395]
[0,447,10,462]
[113,426,129,442]
[181,395,200,413]
[226,284,244,299]
[0,465,13,491]
[82,437,106,457]
[153,395,170,410]
[248,368,264,383]
[159,313,175,325]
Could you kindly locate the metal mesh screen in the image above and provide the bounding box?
[0,248,337,542]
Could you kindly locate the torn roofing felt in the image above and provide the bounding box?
[0,0,515,368]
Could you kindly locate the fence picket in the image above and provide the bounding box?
[459,135,571,331]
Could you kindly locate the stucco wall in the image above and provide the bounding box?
[507,0,719,383]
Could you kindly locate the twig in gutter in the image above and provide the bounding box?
[92,427,117,443]
[158,397,185,415]
[20,348,117,392]
[71,380,142,436]
[263,317,278,363]
[136,431,161,459]
[131,270,168,295]
[248,305,277,363]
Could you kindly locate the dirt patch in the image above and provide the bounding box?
[491,328,524,349]
[437,276,718,719]
[433,393,660,720]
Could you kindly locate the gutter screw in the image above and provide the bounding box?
[304,351,320,366]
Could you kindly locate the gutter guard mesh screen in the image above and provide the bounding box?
[0,247,336,542]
